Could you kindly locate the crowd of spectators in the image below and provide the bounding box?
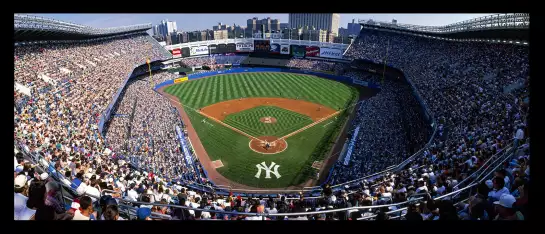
[104,71,208,184]
[179,57,216,68]
[287,58,345,74]
[329,76,431,185]
[15,139,528,220]
[14,27,529,220]
[212,55,247,65]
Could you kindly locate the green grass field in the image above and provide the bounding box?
[223,106,313,137]
[164,72,359,188]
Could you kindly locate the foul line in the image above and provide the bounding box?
[198,111,261,141]
[164,93,365,146]
[164,95,265,143]
[269,98,364,145]
[271,111,341,145]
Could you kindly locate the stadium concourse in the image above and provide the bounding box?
[15,23,529,220]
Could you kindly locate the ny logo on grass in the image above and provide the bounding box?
[255,161,281,179]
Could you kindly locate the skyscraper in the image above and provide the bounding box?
[152,25,159,37]
[288,13,340,36]
[157,20,177,38]
[246,17,281,37]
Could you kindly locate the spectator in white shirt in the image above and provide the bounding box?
[488,177,509,202]
[126,184,139,202]
[83,178,101,202]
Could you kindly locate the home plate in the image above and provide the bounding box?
[212,160,224,169]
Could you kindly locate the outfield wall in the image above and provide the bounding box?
[153,67,381,91]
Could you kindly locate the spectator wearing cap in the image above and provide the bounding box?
[15,175,36,220]
[137,207,152,220]
[493,194,523,220]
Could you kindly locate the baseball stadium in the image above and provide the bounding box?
[14,13,529,221]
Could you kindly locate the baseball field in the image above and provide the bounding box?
[162,72,359,188]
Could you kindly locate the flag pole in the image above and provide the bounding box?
[147,58,153,89]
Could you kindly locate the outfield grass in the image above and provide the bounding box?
[164,72,358,188]
[223,106,313,137]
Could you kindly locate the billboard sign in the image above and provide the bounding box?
[171,48,181,57]
[270,43,280,54]
[181,47,190,58]
[254,40,270,52]
[305,46,320,57]
[226,43,237,53]
[174,77,189,84]
[208,44,218,54]
[319,48,343,59]
[280,44,290,55]
[190,46,209,56]
[236,42,254,52]
[290,45,305,58]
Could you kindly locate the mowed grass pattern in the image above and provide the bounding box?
[165,72,354,109]
[164,72,358,188]
[223,106,313,137]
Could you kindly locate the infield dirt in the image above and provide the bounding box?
[200,97,336,122]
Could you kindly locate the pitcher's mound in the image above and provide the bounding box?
[249,136,288,154]
[259,116,277,124]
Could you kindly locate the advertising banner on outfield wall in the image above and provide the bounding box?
[226,43,237,53]
[181,47,190,58]
[190,46,209,56]
[171,48,181,58]
[269,43,280,54]
[290,45,306,58]
[319,47,343,59]
[280,44,290,55]
[174,77,188,84]
[305,46,320,57]
[208,44,218,54]
[236,42,254,52]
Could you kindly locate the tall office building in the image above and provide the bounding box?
[213,30,229,40]
[213,23,229,31]
[152,25,159,37]
[247,17,258,31]
[246,17,281,36]
[279,23,289,30]
[270,19,280,32]
[288,13,340,36]
[157,20,177,38]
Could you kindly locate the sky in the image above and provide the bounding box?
[32,13,494,32]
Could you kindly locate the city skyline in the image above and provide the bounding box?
[33,13,494,33]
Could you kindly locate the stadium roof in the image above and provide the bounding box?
[14,14,152,42]
[359,13,529,43]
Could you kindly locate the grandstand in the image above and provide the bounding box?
[14,13,529,221]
